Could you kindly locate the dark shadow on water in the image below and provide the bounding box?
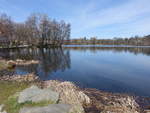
[0,47,71,77]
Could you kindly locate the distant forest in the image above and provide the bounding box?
[0,13,70,47]
[64,35,150,46]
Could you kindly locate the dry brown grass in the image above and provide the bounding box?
[43,80,90,105]
[0,73,39,82]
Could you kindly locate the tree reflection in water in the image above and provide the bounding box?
[0,46,150,79]
[63,46,150,56]
[0,47,71,77]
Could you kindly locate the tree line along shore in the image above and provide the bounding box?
[64,35,150,46]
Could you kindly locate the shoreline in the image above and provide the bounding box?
[0,73,150,113]
[0,44,150,50]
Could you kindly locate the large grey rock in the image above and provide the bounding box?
[19,104,71,113]
[0,105,3,112]
[18,85,59,103]
[0,105,7,113]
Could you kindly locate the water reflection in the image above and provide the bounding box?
[64,46,150,56]
[0,48,71,78]
[0,46,150,96]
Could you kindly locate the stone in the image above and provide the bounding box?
[0,111,7,113]
[19,104,71,113]
[18,85,59,104]
[0,105,7,113]
[0,105,3,111]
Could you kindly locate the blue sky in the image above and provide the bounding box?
[0,0,150,39]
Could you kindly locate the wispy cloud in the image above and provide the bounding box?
[67,0,150,38]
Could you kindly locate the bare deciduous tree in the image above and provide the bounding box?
[0,13,71,48]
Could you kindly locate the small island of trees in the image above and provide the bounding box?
[0,13,71,48]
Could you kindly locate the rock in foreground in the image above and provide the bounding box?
[18,85,59,104]
[19,104,71,113]
[0,105,7,113]
[0,76,149,113]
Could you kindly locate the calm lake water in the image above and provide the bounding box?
[1,45,150,97]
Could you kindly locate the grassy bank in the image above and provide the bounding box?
[0,81,32,104]
[0,81,54,113]
[0,81,30,113]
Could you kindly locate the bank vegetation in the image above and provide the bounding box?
[64,35,150,46]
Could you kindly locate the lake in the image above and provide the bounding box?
[1,45,150,97]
